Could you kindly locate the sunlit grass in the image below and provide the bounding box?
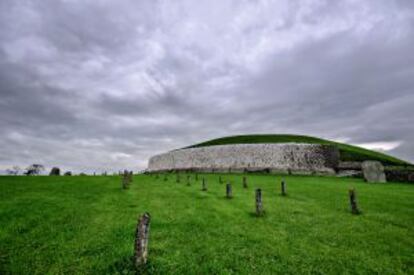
[0,174,413,274]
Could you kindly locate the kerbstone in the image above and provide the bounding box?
[361,161,386,183]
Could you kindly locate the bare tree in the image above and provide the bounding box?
[24,164,45,175]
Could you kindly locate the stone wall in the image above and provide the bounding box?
[148,143,340,175]
[385,169,414,183]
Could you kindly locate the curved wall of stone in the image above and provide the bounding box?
[148,143,340,175]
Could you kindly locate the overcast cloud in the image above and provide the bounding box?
[1,0,413,173]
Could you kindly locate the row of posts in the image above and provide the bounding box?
[152,173,360,215]
[136,174,361,269]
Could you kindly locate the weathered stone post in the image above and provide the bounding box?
[134,212,151,267]
[226,183,233,199]
[255,188,264,216]
[281,179,286,196]
[123,170,131,185]
[349,188,360,215]
[243,176,248,188]
[202,177,207,191]
[122,173,129,190]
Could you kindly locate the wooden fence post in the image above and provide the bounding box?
[134,212,151,267]
[281,179,286,196]
[202,177,207,191]
[122,171,129,190]
[255,188,264,216]
[243,176,248,188]
[226,183,233,198]
[349,188,360,214]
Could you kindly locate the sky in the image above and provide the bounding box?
[0,0,413,173]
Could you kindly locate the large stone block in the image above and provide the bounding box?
[361,161,386,183]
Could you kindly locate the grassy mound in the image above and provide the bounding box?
[187,134,410,166]
[0,174,413,273]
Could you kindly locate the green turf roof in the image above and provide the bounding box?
[186,134,410,166]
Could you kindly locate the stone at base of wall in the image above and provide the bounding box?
[337,161,362,170]
[148,167,336,176]
[336,170,363,178]
[148,143,340,174]
[385,169,414,183]
[361,161,386,183]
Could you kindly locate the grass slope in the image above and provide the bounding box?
[1,174,413,274]
[187,134,410,166]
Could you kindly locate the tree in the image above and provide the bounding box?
[24,164,45,175]
[49,167,60,176]
[6,166,21,175]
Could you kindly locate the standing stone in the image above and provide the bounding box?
[202,177,207,191]
[122,173,129,190]
[49,167,60,176]
[349,188,360,215]
[281,179,287,196]
[255,188,264,216]
[361,161,386,183]
[243,176,248,188]
[226,183,233,198]
[123,170,128,184]
[134,212,151,267]
[122,170,132,188]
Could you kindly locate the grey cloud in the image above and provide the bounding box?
[0,0,413,173]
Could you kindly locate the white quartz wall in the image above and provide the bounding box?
[148,143,339,174]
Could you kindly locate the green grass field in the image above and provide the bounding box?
[0,174,413,274]
[187,134,411,166]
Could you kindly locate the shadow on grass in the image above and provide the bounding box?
[248,211,267,218]
[106,256,156,275]
[0,252,9,275]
